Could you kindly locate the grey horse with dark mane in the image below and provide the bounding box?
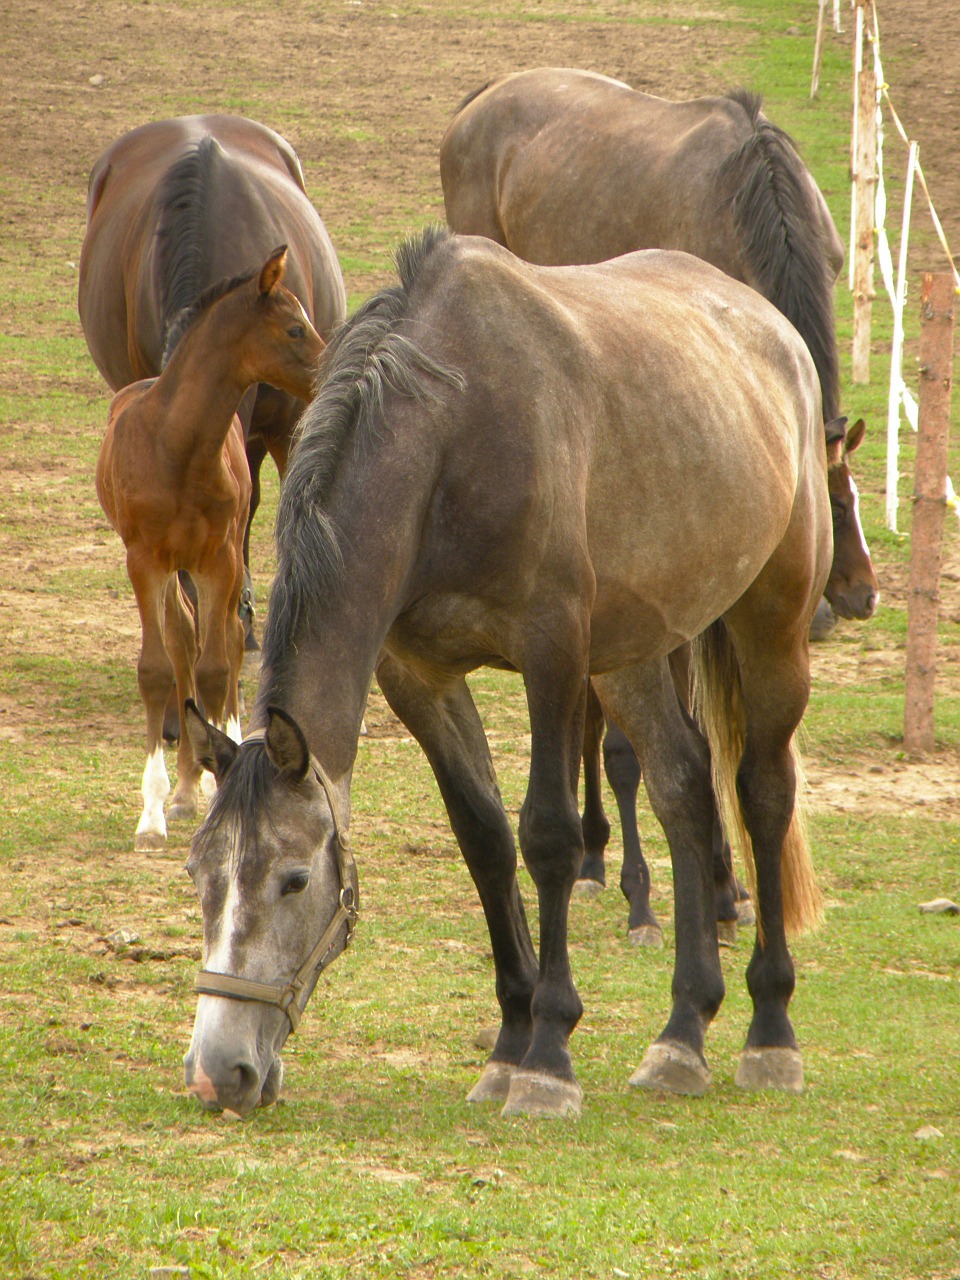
[183,228,831,1118]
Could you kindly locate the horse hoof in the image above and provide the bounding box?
[474,1026,498,1052]
[572,878,605,899]
[717,918,738,947]
[735,1046,804,1094]
[501,1069,582,1118]
[134,830,166,852]
[630,1040,711,1096]
[467,1060,516,1104]
[166,797,198,822]
[736,899,756,926]
[628,924,664,947]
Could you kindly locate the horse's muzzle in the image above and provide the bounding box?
[829,583,879,621]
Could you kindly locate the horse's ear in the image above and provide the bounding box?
[264,705,311,782]
[184,699,239,782]
[824,416,847,446]
[258,245,289,295]
[844,417,866,455]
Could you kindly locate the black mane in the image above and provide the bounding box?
[258,225,464,705]
[720,89,840,421]
[161,267,257,367]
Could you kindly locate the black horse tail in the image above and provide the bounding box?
[155,136,223,354]
[720,90,840,422]
[691,620,823,940]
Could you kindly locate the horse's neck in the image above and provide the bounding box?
[256,634,372,786]
[254,440,438,783]
[154,317,250,463]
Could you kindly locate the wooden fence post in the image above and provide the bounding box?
[852,7,877,384]
[811,0,827,98]
[904,273,955,753]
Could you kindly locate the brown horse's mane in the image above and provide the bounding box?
[260,225,464,704]
[719,88,840,421]
[161,267,258,367]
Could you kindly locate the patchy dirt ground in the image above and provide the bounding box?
[2,0,958,829]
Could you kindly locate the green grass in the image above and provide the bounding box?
[1,0,959,1276]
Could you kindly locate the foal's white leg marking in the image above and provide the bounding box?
[226,716,242,744]
[136,747,170,842]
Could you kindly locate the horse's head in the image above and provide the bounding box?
[823,417,879,621]
[244,245,326,403]
[182,702,357,1116]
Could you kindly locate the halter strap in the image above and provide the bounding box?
[194,730,359,1032]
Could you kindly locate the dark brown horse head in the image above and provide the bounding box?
[182,702,355,1116]
[824,417,879,620]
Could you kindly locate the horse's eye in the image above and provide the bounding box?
[281,872,310,896]
[830,498,845,528]
[287,324,305,339]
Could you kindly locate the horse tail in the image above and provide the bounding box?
[720,90,840,422]
[691,620,823,940]
[155,136,223,348]
[450,78,498,117]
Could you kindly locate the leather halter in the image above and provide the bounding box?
[194,731,359,1032]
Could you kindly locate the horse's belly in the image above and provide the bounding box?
[587,541,774,673]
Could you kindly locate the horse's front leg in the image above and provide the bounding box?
[502,633,591,1118]
[375,655,540,1106]
[127,553,174,851]
[576,680,610,890]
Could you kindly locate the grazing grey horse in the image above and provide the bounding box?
[183,229,830,1119]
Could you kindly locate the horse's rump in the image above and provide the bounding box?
[440,68,842,418]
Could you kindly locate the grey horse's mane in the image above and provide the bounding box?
[720,88,840,421]
[259,224,464,702]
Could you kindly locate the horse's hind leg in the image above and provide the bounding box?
[603,720,662,946]
[375,655,540,1106]
[714,607,821,1094]
[594,659,724,1097]
[576,681,610,890]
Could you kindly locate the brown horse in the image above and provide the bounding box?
[182,229,830,1118]
[441,68,879,923]
[441,69,844,416]
[97,248,324,851]
[79,114,346,642]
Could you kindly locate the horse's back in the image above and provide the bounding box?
[396,236,828,664]
[441,68,756,268]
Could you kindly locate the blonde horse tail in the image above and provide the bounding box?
[691,621,822,940]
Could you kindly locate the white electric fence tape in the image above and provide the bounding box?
[847,0,959,531]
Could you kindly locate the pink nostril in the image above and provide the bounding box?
[189,1062,220,1107]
